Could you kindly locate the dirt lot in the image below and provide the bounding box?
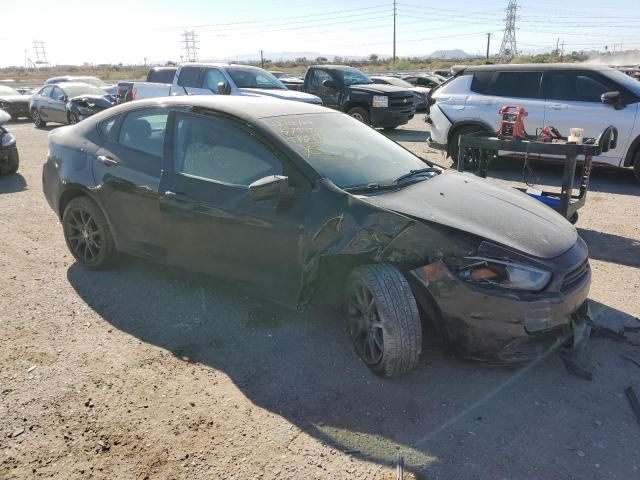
[1,116,639,480]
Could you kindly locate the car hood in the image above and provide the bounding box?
[411,86,430,95]
[361,172,577,259]
[348,83,410,95]
[238,88,322,104]
[0,94,31,103]
[68,94,113,108]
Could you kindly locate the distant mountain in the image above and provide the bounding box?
[201,51,369,63]
[427,49,478,59]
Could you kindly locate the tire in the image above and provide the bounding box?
[633,150,640,183]
[448,125,486,165]
[32,108,46,128]
[68,111,79,124]
[347,106,370,125]
[383,126,398,131]
[345,264,422,377]
[0,148,19,175]
[62,196,117,269]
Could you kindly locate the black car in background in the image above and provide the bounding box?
[42,96,591,378]
[270,71,304,91]
[30,82,114,127]
[0,84,32,120]
[369,75,430,110]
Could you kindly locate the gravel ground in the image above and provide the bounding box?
[1,116,639,480]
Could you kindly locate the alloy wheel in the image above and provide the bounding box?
[32,110,41,126]
[64,207,103,263]
[347,279,385,365]
[350,112,365,122]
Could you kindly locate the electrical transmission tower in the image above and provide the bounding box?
[181,31,199,63]
[32,40,50,67]
[498,0,518,62]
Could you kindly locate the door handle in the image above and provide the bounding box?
[97,155,118,166]
[548,104,569,110]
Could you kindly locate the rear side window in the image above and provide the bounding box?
[147,68,176,84]
[39,86,54,98]
[485,71,542,99]
[542,71,616,102]
[177,66,202,88]
[118,108,169,157]
[470,71,494,94]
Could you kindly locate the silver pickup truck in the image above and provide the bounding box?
[116,63,322,104]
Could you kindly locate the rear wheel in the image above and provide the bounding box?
[347,106,370,125]
[448,125,486,166]
[0,148,19,175]
[32,109,46,128]
[62,196,117,269]
[345,264,422,377]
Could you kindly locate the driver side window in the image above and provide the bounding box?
[173,112,283,186]
[202,69,228,92]
[311,70,332,89]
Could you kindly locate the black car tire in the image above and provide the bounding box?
[68,111,79,124]
[62,196,117,270]
[345,264,422,377]
[633,150,640,183]
[0,148,19,175]
[448,125,486,165]
[32,109,46,128]
[347,106,370,125]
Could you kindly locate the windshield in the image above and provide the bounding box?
[377,76,413,88]
[227,68,286,90]
[63,85,107,97]
[0,85,20,96]
[264,113,428,189]
[336,68,373,86]
[602,69,640,97]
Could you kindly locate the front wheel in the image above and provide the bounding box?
[62,196,117,269]
[347,106,370,125]
[0,148,19,175]
[32,109,46,128]
[345,264,422,377]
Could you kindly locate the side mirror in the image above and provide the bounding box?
[601,91,624,110]
[217,82,231,95]
[321,79,338,89]
[248,175,292,201]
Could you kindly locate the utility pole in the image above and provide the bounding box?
[498,0,518,62]
[392,0,396,65]
[485,33,491,61]
[181,30,199,63]
[556,37,559,55]
[560,41,565,62]
[260,50,264,68]
[32,40,50,68]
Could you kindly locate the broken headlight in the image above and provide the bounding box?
[457,257,551,292]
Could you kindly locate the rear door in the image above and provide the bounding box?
[173,65,205,96]
[158,110,310,306]
[541,70,637,166]
[468,70,545,134]
[36,86,54,120]
[92,107,170,259]
[49,87,68,123]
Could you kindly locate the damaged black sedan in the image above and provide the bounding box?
[42,97,591,377]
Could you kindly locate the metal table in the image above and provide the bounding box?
[456,128,617,223]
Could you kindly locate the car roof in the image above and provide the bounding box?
[101,96,331,120]
[462,63,615,73]
[180,62,269,71]
[53,82,100,90]
[311,65,360,70]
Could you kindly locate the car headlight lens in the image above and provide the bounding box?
[372,95,388,108]
[457,257,551,292]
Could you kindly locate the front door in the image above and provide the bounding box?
[541,70,639,166]
[159,110,310,306]
[50,86,69,123]
[92,107,170,259]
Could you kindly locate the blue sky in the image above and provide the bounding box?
[1,0,639,66]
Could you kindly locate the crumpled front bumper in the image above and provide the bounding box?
[408,260,591,363]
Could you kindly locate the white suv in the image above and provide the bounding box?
[426,64,640,181]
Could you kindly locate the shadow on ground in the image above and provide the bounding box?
[578,228,640,268]
[66,258,640,479]
[385,128,429,143]
[0,173,27,194]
